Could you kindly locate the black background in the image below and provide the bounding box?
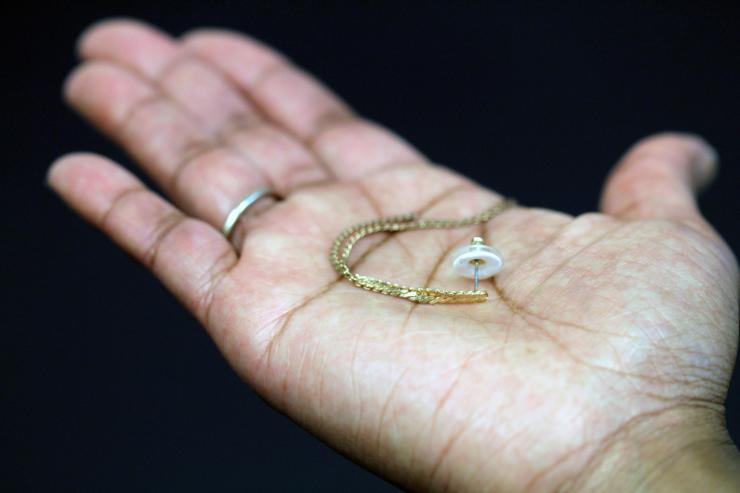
[4,2,739,491]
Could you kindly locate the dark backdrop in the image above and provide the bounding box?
[4,2,739,491]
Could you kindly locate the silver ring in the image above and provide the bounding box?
[222,186,279,237]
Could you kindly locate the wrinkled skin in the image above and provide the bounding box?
[49,19,739,492]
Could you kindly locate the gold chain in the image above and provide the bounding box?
[330,199,516,304]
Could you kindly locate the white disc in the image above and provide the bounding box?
[450,244,504,279]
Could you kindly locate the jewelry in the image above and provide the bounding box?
[222,186,279,237]
[330,199,515,304]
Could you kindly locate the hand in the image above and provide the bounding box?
[49,19,739,492]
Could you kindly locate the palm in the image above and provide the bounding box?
[51,20,737,492]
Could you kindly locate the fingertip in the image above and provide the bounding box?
[47,152,82,188]
[181,27,262,47]
[180,28,288,82]
[684,134,719,192]
[47,152,101,189]
[61,61,155,130]
[181,27,282,57]
[48,152,134,192]
[75,18,178,77]
[61,63,86,104]
[76,17,146,57]
[48,153,143,225]
[601,132,719,223]
[630,132,718,190]
[180,27,233,42]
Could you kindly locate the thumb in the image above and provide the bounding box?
[600,133,717,226]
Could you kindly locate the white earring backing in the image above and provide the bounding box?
[451,237,504,290]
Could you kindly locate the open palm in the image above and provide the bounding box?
[50,20,739,492]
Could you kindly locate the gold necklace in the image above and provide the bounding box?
[330,199,515,304]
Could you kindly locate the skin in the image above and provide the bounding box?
[48,19,740,492]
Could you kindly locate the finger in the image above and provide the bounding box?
[181,28,427,179]
[77,18,257,133]
[77,19,329,182]
[600,133,717,226]
[63,61,262,225]
[70,20,329,215]
[47,152,237,324]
